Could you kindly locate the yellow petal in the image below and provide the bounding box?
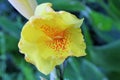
[20,18,70,60]
[18,38,55,75]
[21,22,39,42]
[35,3,54,16]
[8,0,37,19]
[19,38,66,74]
[34,3,83,30]
[58,11,84,27]
[19,18,70,74]
[68,26,86,57]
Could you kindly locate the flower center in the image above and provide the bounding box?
[48,32,68,51]
[37,24,70,51]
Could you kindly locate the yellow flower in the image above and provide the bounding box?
[18,3,86,75]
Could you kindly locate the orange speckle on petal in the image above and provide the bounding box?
[34,23,70,52]
[46,29,70,52]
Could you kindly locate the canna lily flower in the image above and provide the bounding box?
[8,0,37,19]
[18,3,86,75]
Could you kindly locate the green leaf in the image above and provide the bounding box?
[64,58,83,80]
[86,0,96,3]
[109,0,120,18]
[20,61,36,80]
[0,32,6,54]
[80,59,107,80]
[64,58,107,80]
[89,11,120,42]
[90,39,120,71]
[90,11,113,31]
[0,16,22,39]
[37,0,85,11]
[108,72,120,80]
[5,34,18,52]
[0,32,18,52]
[82,25,93,46]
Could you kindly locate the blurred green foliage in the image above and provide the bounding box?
[0,0,120,80]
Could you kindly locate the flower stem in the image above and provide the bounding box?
[50,64,64,80]
[56,65,64,80]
